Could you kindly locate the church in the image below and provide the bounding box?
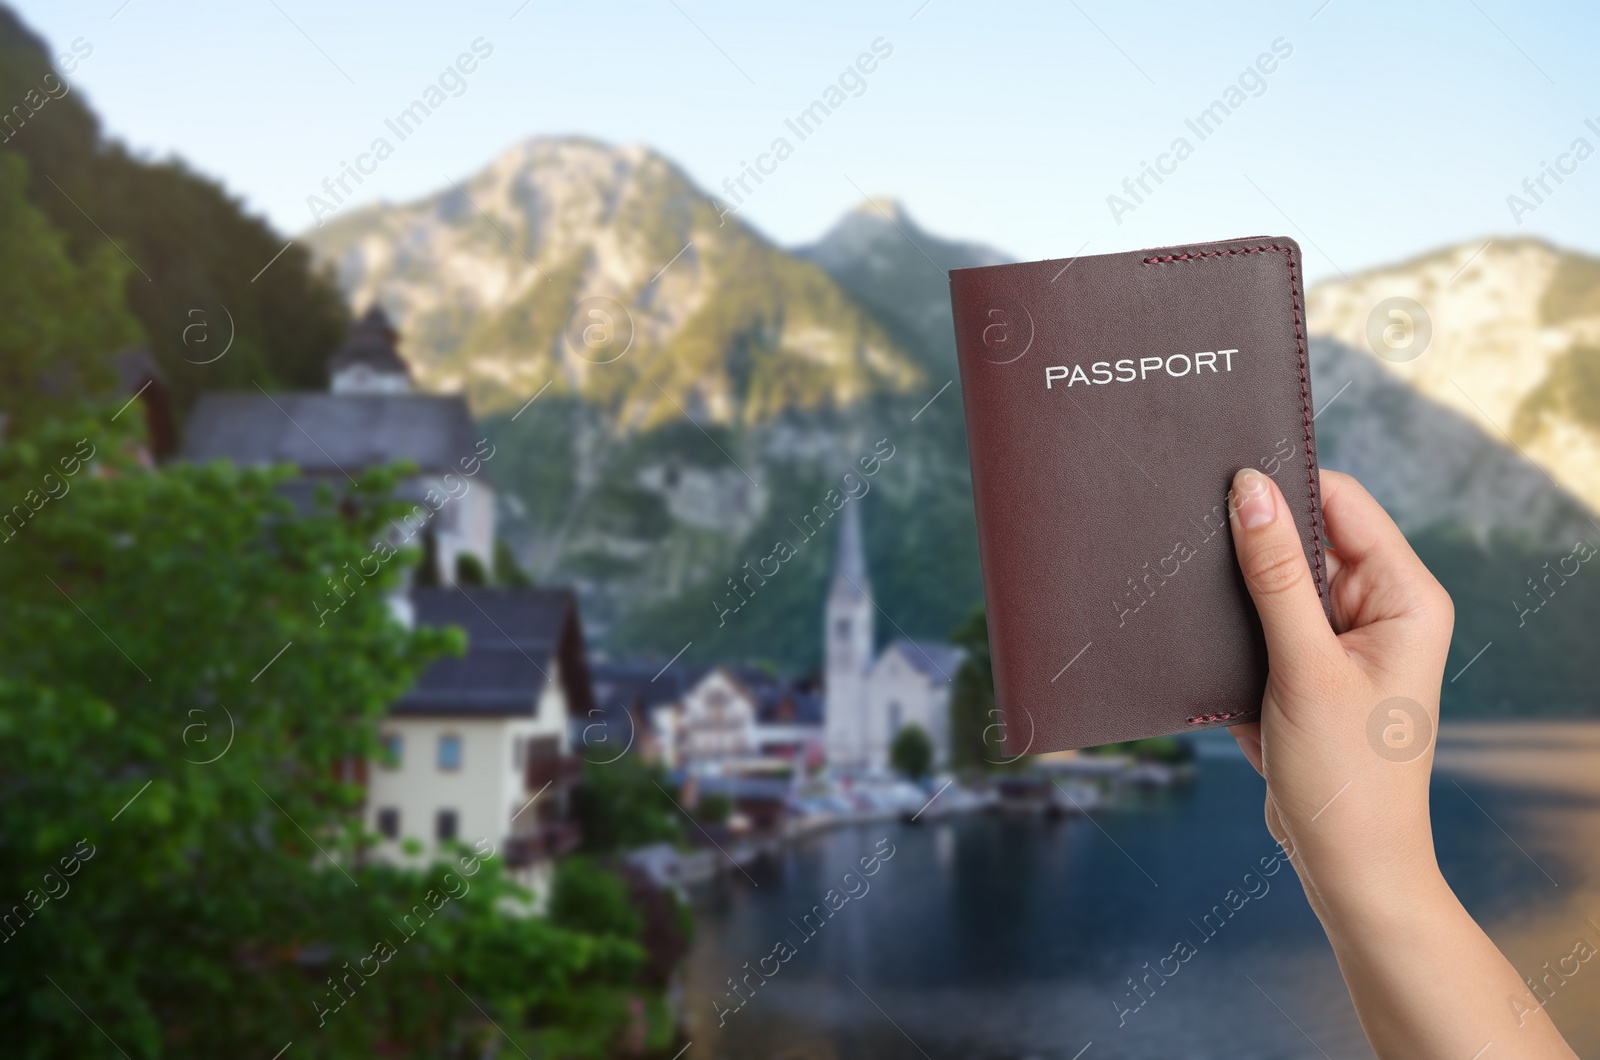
[822,502,964,774]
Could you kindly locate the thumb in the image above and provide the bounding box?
[1228,468,1335,677]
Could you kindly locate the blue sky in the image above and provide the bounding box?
[13,0,1598,283]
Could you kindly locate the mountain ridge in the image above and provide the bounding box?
[304,136,922,429]
[302,136,1600,710]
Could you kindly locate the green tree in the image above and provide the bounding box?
[0,152,139,433]
[550,856,645,938]
[694,792,732,826]
[571,756,685,855]
[494,538,533,587]
[543,858,685,1057]
[0,420,652,1057]
[454,550,489,585]
[890,723,934,780]
[0,7,349,423]
[949,606,1000,770]
[0,164,655,1058]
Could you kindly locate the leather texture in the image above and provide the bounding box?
[949,236,1328,754]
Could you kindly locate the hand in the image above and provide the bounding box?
[1225,467,1577,1059]
[1226,467,1452,902]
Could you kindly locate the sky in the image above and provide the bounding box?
[11,0,1599,284]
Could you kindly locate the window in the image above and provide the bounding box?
[835,618,851,639]
[888,701,902,736]
[377,807,400,840]
[381,733,403,769]
[435,809,458,842]
[437,734,462,771]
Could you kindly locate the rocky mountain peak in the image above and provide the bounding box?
[1307,238,1600,521]
[303,137,921,425]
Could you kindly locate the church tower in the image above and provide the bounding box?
[824,502,875,771]
[329,306,413,394]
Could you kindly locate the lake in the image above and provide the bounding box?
[681,721,1600,1059]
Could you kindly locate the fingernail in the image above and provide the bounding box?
[1232,469,1276,530]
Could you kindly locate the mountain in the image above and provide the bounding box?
[795,219,1600,713]
[303,136,1599,710]
[303,140,978,667]
[797,197,1008,374]
[1305,335,1596,546]
[304,138,919,426]
[1306,239,1600,532]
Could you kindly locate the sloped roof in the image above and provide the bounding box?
[689,665,823,727]
[885,639,965,685]
[330,306,410,379]
[182,392,476,475]
[756,689,823,726]
[394,587,595,717]
[591,659,702,712]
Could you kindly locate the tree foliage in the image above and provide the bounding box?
[0,133,656,1059]
[572,756,685,856]
[0,7,348,422]
[889,723,933,780]
[0,416,655,1057]
[0,152,138,432]
[948,606,999,770]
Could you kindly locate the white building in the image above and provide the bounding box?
[182,306,495,586]
[183,310,589,897]
[823,503,964,773]
[365,587,590,894]
[664,666,823,771]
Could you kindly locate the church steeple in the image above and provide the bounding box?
[829,499,869,601]
[329,306,413,394]
[824,501,874,771]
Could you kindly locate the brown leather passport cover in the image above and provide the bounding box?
[949,237,1329,755]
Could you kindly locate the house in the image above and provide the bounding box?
[181,308,589,893]
[662,666,824,773]
[366,587,591,894]
[181,306,494,585]
[749,679,824,764]
[823,503,963,773]
[585,660,693,765]
[674,667,759,763]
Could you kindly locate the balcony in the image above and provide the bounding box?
[504,820,581,867]
[525,752,584,792]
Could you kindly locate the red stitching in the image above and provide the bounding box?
[1140,246,1284,264]
[1190,710,1248,726]
[1140,243,1328,604]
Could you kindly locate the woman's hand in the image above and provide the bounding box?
[1227,467,1450,906]
[1225,467,1576,1060]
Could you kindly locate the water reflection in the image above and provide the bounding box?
[684,722,1600,1059]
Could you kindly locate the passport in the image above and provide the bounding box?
[949,237,1329,754]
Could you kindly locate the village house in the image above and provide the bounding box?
[369,586,590,894]
[182,306,495,587]
[655,666,824,773]
[181,307,588,891]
